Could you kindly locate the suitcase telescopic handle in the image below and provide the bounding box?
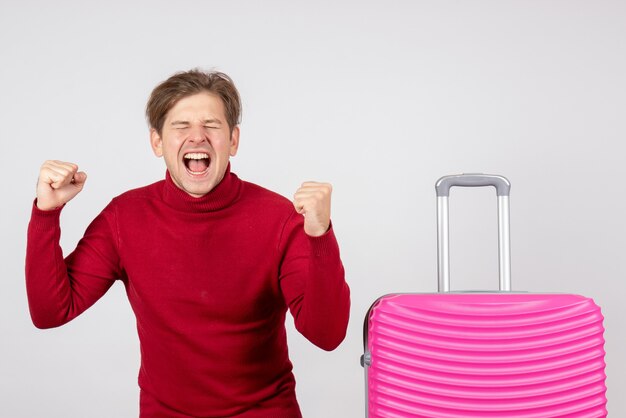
[435,174,512,292]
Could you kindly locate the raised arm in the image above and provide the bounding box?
[279,182,351,351]
[26,161,121,328]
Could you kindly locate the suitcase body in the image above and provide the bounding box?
[362,174,607,417]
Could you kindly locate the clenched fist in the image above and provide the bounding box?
[36,160,87,211]
[293,182,333,237]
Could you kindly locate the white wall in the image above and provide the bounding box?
[1,1,624,416]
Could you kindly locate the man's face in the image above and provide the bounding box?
[150,92,239,197]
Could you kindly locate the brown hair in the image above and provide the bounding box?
[146,69,241,135]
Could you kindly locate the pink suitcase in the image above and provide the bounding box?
[362,174,607,417]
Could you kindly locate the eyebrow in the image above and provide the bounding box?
[170,119,222,126]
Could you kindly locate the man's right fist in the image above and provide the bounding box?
[36,160,87,211]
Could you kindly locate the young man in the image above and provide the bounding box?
[26,70,350,418]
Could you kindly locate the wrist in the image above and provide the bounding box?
[304,223,329,237]
[34,198,64,212]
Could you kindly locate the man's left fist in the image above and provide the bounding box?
[293,182,333,237]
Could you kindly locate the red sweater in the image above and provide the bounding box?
[26,166,350,418]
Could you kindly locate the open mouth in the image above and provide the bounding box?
[183,152,211,175]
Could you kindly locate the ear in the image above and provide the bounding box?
[150,128,163,157]
[229,126,240,157]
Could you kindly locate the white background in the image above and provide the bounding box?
[1,0,624,416]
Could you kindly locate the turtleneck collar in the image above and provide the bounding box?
[162,163,243,212]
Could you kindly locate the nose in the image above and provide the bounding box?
[188,125,208,143]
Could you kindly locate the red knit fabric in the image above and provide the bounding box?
[25,165,350,418]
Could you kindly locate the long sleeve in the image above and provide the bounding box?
[25,201,122,329]
[278,212,350,351]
